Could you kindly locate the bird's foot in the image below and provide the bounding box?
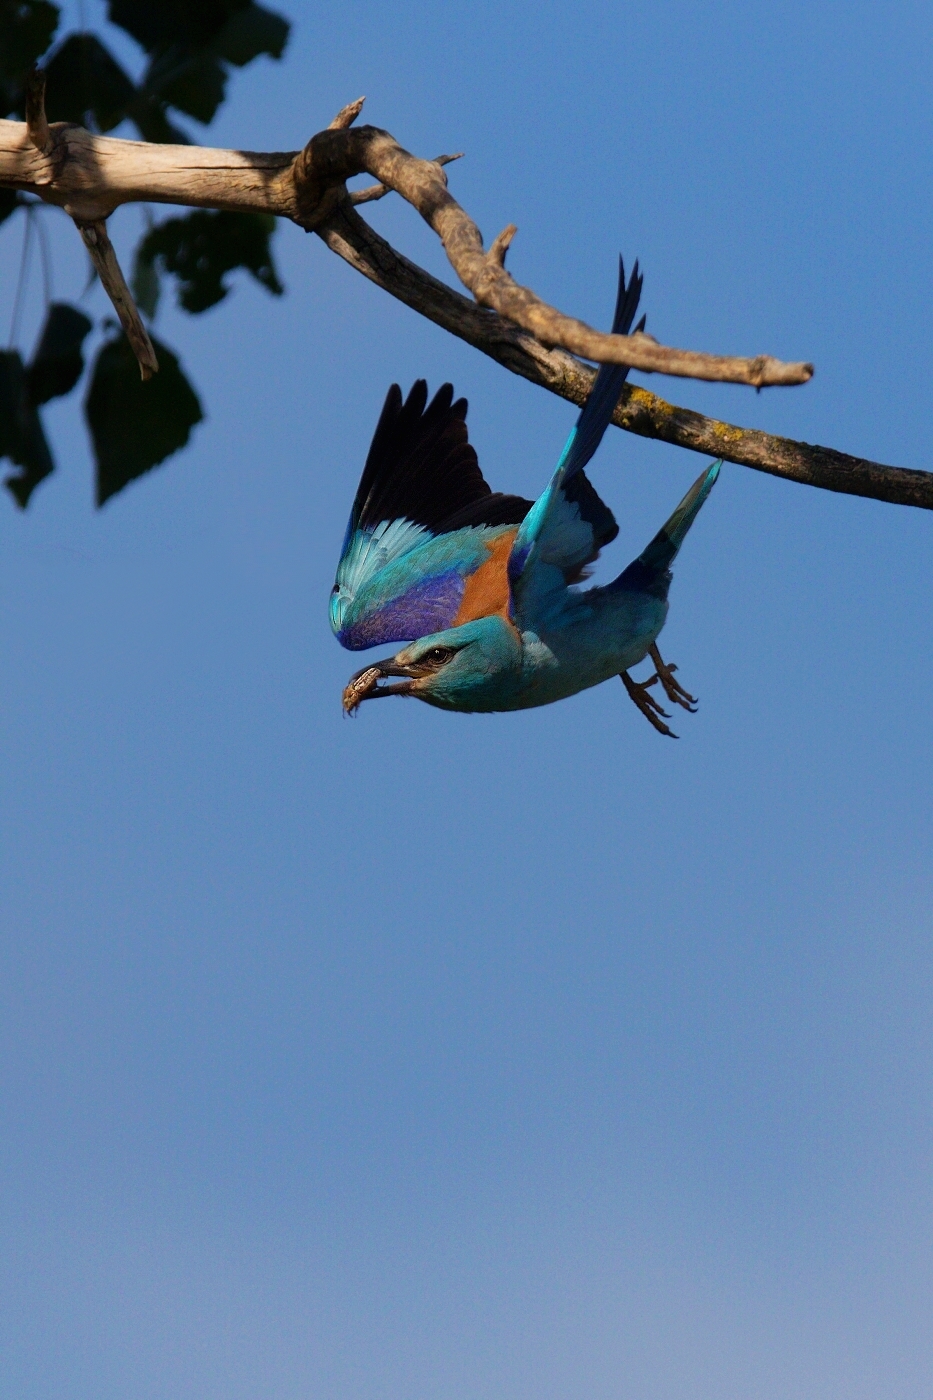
[647,643,697,713]
[621,670,678,738]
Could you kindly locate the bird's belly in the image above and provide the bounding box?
[513,591,667,709]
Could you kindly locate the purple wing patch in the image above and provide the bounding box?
[337,569,466,651]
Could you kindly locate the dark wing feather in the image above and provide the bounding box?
[561,468,619,571]
[331,380,533,651]
[351,381,532,535]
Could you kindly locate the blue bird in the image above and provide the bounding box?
[332,260,720,736]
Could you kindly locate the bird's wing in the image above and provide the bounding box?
[507,258,644,623]
[331,380,533,650]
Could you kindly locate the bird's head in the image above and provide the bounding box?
[343,616,523,714]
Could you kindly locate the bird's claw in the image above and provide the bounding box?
[622,644,699,738]
[648,643,697,712]
[621,670,678,738]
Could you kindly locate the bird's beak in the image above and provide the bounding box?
[342,657,415,713]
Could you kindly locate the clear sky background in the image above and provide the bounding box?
[3,2,933,1397]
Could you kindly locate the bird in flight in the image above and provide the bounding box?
[331,260,720,736]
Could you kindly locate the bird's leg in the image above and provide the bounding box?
[620,669,678,738]
[647,642,697,713]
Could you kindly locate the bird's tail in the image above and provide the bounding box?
[615,460,721,596]
[557,256,645,483]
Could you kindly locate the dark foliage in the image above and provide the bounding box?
[1,304,93,505]
[86,332,203,505]
[0,0,59,117]
[0,188,21,225]
[0,350,54,507]
[7,0,290,140]
[133,210,284,314]
[26,301,94,405]
[107,0,289,132]
[43,32,135,129]
[108,0,288,63]
[0,0,290,506]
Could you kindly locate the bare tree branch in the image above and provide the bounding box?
[2,102,928,507]
[316,201,933,511]
[74,220,159,379]
[292,114,813,388]
[0,102,811,386]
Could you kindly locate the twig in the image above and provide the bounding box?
[74,220,159,379]
[24,69,51,155]
[487,223,517,268]
[329,97,367,131]
[291,109,814,388]
[0,109,812,387]
[2,106,929,506]
[316,201,933,511]
[351,152,464,206]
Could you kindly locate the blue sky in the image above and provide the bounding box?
[3,2,933,1396]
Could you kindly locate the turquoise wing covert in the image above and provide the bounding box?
[331,381,533,651]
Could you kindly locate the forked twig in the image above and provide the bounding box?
[2,93,930,505]
[1,90,807,387]
[19,70,157,378]
[291,103,813,388]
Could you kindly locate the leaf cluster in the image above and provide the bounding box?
[1,0,289,507]
[0,0,58,120]
[133,210,284,316]
[3,0,288,139]
[0,302,91,506]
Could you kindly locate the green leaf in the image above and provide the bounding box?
[26,301,93,405]
[125,92,191,145]
[85,332,203,505]
[107,0,253,55]
[43,31,136,131]
[215,4,289,65]
[106,0,180,53]
[142,45,227,124]
[135,209,283,314]
[0,0,59,117]
[0,348,55,507]
[105,1,289,135]
[0,188,21,226]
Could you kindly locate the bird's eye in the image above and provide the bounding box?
[424,647,455,665]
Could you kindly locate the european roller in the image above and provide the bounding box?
[331,260,720,736]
